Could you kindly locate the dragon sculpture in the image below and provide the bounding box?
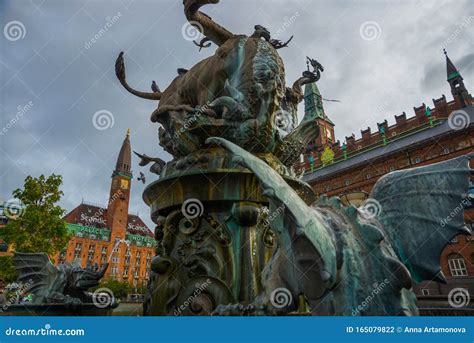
[113,0,471,316]
[12,252,109,305]
[206,138,472,315]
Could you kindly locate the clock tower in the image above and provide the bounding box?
[303,82,335,148]
[107,129,132,241]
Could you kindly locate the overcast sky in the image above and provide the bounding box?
[1,0,473,229]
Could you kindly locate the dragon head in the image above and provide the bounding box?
[68,263,109,290]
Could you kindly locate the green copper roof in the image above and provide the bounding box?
[303,83,334,125]
[112,171,133,179]
[447,71,461,81]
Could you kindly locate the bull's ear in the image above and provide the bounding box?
[370,153,472,282]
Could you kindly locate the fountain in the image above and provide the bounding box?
[114,0,471,315]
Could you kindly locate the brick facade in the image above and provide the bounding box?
[298,51,474,305]
[56,130,154,287]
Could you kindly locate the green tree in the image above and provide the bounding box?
[0,256,16,283]
[0,174,70,259]
[137,281,148,295]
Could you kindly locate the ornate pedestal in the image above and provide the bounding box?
[142,149,312,315]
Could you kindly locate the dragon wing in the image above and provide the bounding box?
[370,153,472,282]
[12,252,59,296]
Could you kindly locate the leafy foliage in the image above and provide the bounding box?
[0,174,70,258]
[0,256,16,283]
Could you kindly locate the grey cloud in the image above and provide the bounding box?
[1,0,472,229]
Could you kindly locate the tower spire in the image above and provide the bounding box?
[302,82,335,149]
[113,129,132,178]
[444,49,461,81]
[303,83,333,124]
[443,49,471,107]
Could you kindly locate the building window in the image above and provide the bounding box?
[442,147,450,155]
[365,173,371,180]
[448,254,468,277]
[421,289,430,296]
[87,244,96,262]
[74,243,82,259]
[389,166,395,172]
[113,238,120,252]
[111,267,118,275]
[146,253,151,268]
[123,266,129,277]
[414,157,421,164]
[135,252,142,267]
[101,247,108,263]
[344,180,350,186]
[391,132,397,137]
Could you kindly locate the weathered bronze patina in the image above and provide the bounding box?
[116,0,472,315]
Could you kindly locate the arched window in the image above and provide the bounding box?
[447,253,468,277]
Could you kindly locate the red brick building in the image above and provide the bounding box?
[297,51,473,312]
[57,130,154,287]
